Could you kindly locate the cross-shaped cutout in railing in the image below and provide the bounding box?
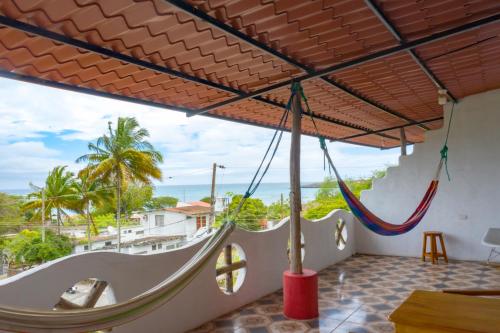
[335,219,347,249]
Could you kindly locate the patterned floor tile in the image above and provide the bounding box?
[189,255,500,333]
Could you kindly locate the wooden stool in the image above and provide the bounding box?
[422,231,448,264]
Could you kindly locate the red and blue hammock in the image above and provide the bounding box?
[289,81,451,237]
[321,137,445,236]
[337,173,440,236]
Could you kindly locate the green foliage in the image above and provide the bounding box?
[121,184,153,214]
[216,194,266,231]
[0,192,24,233]
[372,169,387,180]
[76,117,163,233]
[69,213,138,229]
[200,197,211,204]
[71,169,113,235]
[145,196,179,209]
[314,177,338,201]
[76,117,163,188]
[23,166,78,229]
[3,230,72,267]
[303,175,375,220]
[267,195,290,221]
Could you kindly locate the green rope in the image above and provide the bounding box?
[292,81,331,173]
[440,102,455,181]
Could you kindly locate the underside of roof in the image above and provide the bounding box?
[0,0,499,148]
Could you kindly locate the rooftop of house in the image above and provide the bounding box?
[164,206,212,216]
[121,235,185,247]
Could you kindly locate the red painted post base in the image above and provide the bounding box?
[283,269,319,320]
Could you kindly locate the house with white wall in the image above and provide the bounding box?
[74,204,211,254]
[139,205,211,237]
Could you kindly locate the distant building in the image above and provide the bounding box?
[73,203,212,255]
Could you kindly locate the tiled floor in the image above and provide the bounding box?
[190,254,500,333]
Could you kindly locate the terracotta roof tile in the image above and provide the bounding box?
[0,0,499,148]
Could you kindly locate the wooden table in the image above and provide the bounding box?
[389,290,500,333]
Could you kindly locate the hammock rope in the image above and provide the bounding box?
[0,221,235,333]
[288,81,455,236]
[231,88,291,219]
[0,84,293,333]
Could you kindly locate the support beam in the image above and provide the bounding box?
[0,69,400,149]
[336,116,443,142]
[193,13,500,115]
[0,15,241,96]
[0,15,400,143]
[364,0,458,103]
[400,128,407,156]
[164,0,428,130]
[289,89,302,274]
[224,245,233,293]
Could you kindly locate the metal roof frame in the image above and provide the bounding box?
[364,0,458,103]
[192,13,500,116]
[164,0,430,131]
[0,14,401,143]
[0,69,392,149]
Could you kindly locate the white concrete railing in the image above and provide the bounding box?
[0,210,356,333]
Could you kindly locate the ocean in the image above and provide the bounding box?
[2,183,324,205]
[155,183,321,204]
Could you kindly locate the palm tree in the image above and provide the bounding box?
[23,166,78,235]
[76,117,163,252]
[70,169,113,250]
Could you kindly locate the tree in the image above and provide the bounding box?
[76,117,163,251]
[23,166,78,234]
[3,229,72,268]
[267,195,290,221]
[218,194,267,231]
[315,176,338,201]
[303,175,375,220]
[146,196,179,209]
[121,184,153,217]
[0,192,24,234]
[199,197,211,204]
[70,170,113,237]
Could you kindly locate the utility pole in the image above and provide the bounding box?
[209,163,225,231]
[87,201,92,252]
[41,188,46,242]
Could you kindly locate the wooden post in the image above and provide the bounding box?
[209,162,217,231]
[400,128,407,156]
[224,244,233,293]
[289,88,303,274]
[116,177,121,253]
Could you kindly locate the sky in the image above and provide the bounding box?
[0,78,405,190]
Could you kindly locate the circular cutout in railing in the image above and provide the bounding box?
[335,218,347,250]
[287,232,305,262]
[54,278,116,310]
[215,243,247,295]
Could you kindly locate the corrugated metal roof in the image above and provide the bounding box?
[0,0,499,147]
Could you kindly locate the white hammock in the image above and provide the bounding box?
[0,221,235,333]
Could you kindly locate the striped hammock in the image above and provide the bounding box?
[290,80,452,236]
[322,139,444,236]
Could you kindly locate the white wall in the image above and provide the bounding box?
[0,210,355,333]
[142,211,202,238]
[358,89,500,261]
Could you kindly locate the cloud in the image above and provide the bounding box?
[0,78,402,189]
